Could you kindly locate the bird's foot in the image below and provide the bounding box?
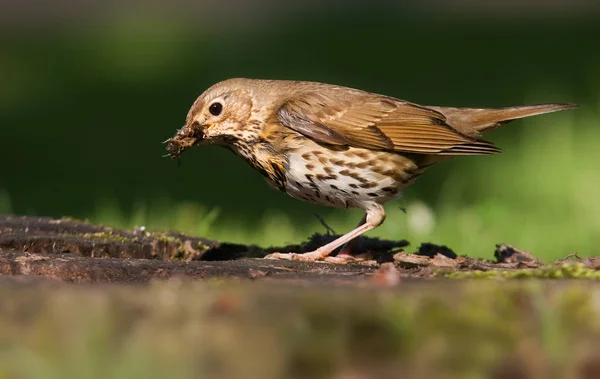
[264,250,329,262]
[264,250,376,265]
[324,253,377,266]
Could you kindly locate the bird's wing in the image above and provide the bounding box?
[276,89,500,155]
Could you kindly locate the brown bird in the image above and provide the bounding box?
[166,78,575,263]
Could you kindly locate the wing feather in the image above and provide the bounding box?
[276,89,499,155]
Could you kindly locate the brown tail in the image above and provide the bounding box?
[429,103,578,138]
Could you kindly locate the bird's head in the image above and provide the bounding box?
[165,78,258,158]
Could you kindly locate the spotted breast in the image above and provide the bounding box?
[280,135,428,209]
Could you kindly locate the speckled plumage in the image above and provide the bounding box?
[166,78,575,263]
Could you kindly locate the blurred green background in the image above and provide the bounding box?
[1,1,599,259]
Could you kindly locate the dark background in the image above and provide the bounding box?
[1,1,599,257]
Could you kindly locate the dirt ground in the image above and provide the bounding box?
[1,214,598,284]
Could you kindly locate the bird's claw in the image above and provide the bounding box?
[264,252,326,262]
[264,251,376,265]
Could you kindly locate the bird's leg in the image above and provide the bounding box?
[334,213,367,257]
[265,204,385,263]
[266,223,373,262]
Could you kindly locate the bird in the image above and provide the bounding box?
[165,78,576,263]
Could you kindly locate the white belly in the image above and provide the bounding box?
[282,144,416,209]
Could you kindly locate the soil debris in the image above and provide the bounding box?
[415,242,457,259]
[495,243,543,267]
[556,253,600,270]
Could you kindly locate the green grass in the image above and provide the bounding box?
[2,98,598,261]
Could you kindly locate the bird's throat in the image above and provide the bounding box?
[228,140,288,191]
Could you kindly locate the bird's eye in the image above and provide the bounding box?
[209,102,223,116]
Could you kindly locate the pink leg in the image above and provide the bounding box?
[336,214,367,257]
[265,203,386,263]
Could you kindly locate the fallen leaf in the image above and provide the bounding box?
[431,253,459,268]
[393,253,431,268]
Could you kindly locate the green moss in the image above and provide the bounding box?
[142,232,211,260]
[59,216,91,224]
[442,263,600,280]
[79,231,134,243]
[148,232,183,245]
[170,246,190,260]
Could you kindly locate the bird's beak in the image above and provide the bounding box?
[164,122,206,159]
